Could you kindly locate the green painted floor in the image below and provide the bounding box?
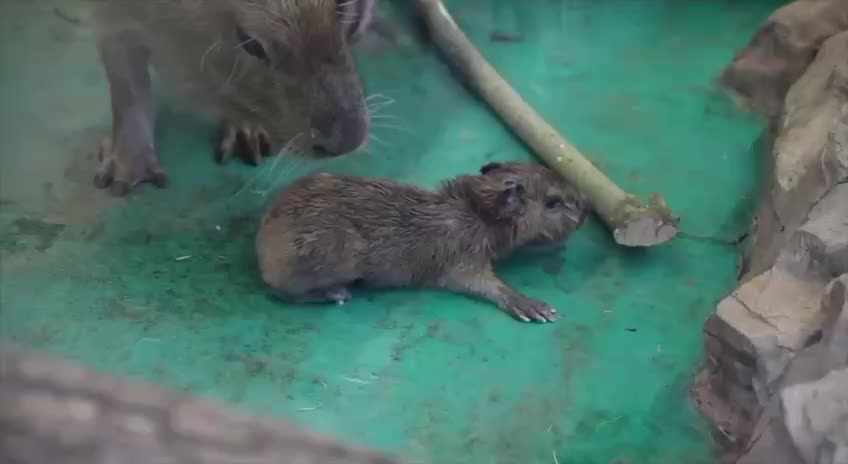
[0,0,780,462]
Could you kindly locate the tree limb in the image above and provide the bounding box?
[0,342,405,464]
[414,0,679,247]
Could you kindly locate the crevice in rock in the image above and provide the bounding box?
[730,293,784,335]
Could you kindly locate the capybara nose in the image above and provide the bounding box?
[311,108,369,156]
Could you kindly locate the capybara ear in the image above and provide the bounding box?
[495,179,527,219]
[479,162,503,175]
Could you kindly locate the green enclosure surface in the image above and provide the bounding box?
[0,0,778,462]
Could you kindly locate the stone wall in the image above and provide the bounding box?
[694,1,848,463]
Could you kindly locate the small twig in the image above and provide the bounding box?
[131,338,161,349]
[552,450,559,464]
[594,415,624,432]
[341,376,370,385]
[489,31,524,43]
[53,7,82,25]
[296,403,322,412]
[678,230,747,246]
[175,255,192,261]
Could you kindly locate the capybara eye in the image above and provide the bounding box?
[545,195,565,209]
[236,26,269,65]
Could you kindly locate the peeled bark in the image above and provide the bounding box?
[413,0,679,247]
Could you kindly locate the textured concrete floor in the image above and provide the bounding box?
[0,0,781,462]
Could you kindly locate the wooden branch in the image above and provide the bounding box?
[0,342,406,464]
[414,0,679,247]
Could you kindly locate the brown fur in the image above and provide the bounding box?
[256,162,590,323]
[94,0,371,151]
[90,0,375,195]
